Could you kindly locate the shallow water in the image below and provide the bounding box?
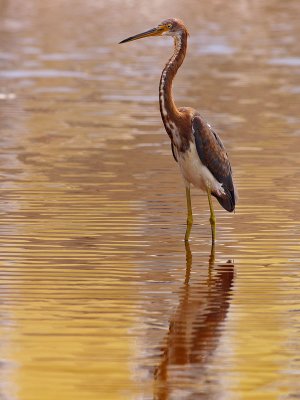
[0,0,300,399]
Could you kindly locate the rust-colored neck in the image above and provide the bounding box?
[159,31,188,135]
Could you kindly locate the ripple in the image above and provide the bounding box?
[0,1,299,399]
[0,69,92,79]
[269,57,300,66]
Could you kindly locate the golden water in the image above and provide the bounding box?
[0,0,300,399]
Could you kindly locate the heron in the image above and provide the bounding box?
[120,18,237,243]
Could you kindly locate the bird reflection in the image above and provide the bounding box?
[154,242,234,399]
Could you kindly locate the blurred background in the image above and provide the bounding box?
[0,0,299,399]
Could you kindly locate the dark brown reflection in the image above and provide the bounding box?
[154,243,235,399]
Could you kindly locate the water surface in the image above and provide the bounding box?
[0,0,300,399]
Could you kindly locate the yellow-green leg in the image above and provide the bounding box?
[207,189,216,244]
[184,185,193,242]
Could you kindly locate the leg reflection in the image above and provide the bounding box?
[184,240,192,285]
[154,242,234,399]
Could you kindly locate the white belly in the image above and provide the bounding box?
[175,142,225,196]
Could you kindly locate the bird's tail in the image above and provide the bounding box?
[213,186,237,213]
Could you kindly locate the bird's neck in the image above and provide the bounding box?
[159,32,187,133]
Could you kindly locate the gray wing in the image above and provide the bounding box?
[192,115,236,212]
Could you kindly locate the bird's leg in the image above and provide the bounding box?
[207,189,216,244]
[184,185,193,242]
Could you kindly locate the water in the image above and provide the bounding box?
[0,0,300,399]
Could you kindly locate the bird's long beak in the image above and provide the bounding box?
[119,27,163,44]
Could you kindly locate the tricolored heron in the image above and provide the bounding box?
[120,18,237,243]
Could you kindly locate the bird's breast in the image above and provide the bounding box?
[163,119,182,148]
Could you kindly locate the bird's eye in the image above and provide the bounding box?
[167,24,172,29]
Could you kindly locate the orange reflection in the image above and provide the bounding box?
[154,242,234,399]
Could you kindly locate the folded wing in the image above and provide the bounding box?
[192,115,236,212]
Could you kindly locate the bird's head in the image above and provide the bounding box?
[119,18,188,44]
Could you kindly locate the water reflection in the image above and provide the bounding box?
[1,0,300,398]
[154,243,234,399]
